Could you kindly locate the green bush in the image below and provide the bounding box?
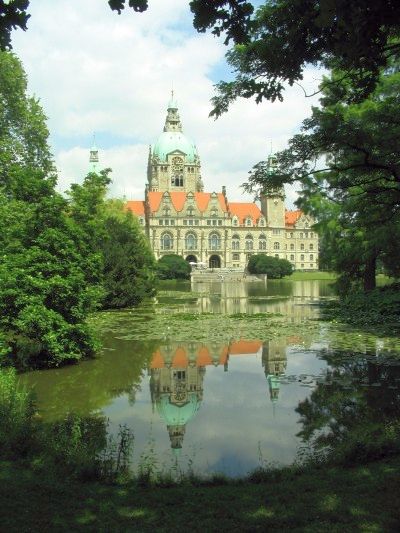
[247,255,293,278]
[156,254,191,280]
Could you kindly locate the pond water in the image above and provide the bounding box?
[21,280,400,477]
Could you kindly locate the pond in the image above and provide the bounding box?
[21,279,400,477]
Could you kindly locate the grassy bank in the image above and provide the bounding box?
[1,456,400,531]
[288,271,336,281]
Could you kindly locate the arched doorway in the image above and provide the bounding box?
[185,255,197,264]
[209,255,221,269]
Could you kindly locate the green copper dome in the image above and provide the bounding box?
[157,393,200,426]
[152,131,198,163]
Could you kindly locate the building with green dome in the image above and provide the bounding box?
[126,94,319,271]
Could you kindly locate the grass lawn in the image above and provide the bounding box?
[1,457,400,532]
[287,271,337,281]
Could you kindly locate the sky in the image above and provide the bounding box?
[12,0,324,207]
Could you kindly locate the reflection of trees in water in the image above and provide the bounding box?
[22,339,158,421]
[296,349,400,461]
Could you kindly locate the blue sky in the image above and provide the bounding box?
[12,0,323,206]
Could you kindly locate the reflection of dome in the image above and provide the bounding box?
[157,392,200,426]
[266,374,281,403]
[153,131,198,163]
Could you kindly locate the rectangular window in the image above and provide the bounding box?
[232,253,240,260]
[273,229,280,235]
[170,219,175,225]
[194,220,199,226]
[165,219,169,226]
[207,220,211,226]
[188,219,193,225]
[159,220,163,225]
[183,220,187,225]
[218,220,222,226]
[212,219,217,226]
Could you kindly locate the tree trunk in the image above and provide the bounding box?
[363,253,377,292]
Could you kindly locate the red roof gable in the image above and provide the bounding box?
[145,191,228,214]
[229,202,262,225]
[126,200,145,216]
[285,210,302,226]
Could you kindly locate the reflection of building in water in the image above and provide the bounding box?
[150,338,289,449]
[262,339,288,402]
[190,280,322,319]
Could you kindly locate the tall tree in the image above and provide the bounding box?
[67,174,156,309]
[244,69,400,291]
[0,51,102,369]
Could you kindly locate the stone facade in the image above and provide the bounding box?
[127,96,319,270]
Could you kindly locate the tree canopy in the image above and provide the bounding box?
[245,67,400,291]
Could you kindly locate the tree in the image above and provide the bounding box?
[156,255,191,280]
[247,254,293,278]
[245,69,400,291]
[101,201,156,309]
[0,51,102,369]
[67,174,156,309]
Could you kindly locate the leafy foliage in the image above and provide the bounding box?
[67,174,156,310]
[247,254,293,278]
[245,68,400,292]
[0,51,102,369]
[156,254,191,280]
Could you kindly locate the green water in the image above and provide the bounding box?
[21,280,400,477]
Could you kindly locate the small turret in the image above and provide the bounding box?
[89,134,99,173]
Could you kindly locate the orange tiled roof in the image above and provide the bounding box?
[147,192,163,213]
[285,210,302,226]
[146,191,228,214]
[194,192,228,213]
[150,340,263,369]
[229,340,262,355]
[126,200,145,216]
[172,347,188,367]
[229,202,262,225]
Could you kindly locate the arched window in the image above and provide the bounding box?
[232,234,240,250]
[290,243,294,250]
[309,243,314,250]
[300,243,305,250]
[210,208,218,218]
[290,254,295,261]
[274,242,280,250]
[185,233,197,250]
[161,232,173,250]
[163,206,171,217]
[187,206,195,217]
[259,234,267,250]
[245,234,253,250]
[310,254,314,260]
[300,254,304,261]
[209,233,221,250]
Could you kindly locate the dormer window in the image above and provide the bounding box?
[259,218,265,227]
[232,217,238,226]
[246,218,252,227]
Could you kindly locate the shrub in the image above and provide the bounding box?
[156,254,191,280]
[247,255,293,278]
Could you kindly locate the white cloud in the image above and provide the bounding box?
[12,0,323,207]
